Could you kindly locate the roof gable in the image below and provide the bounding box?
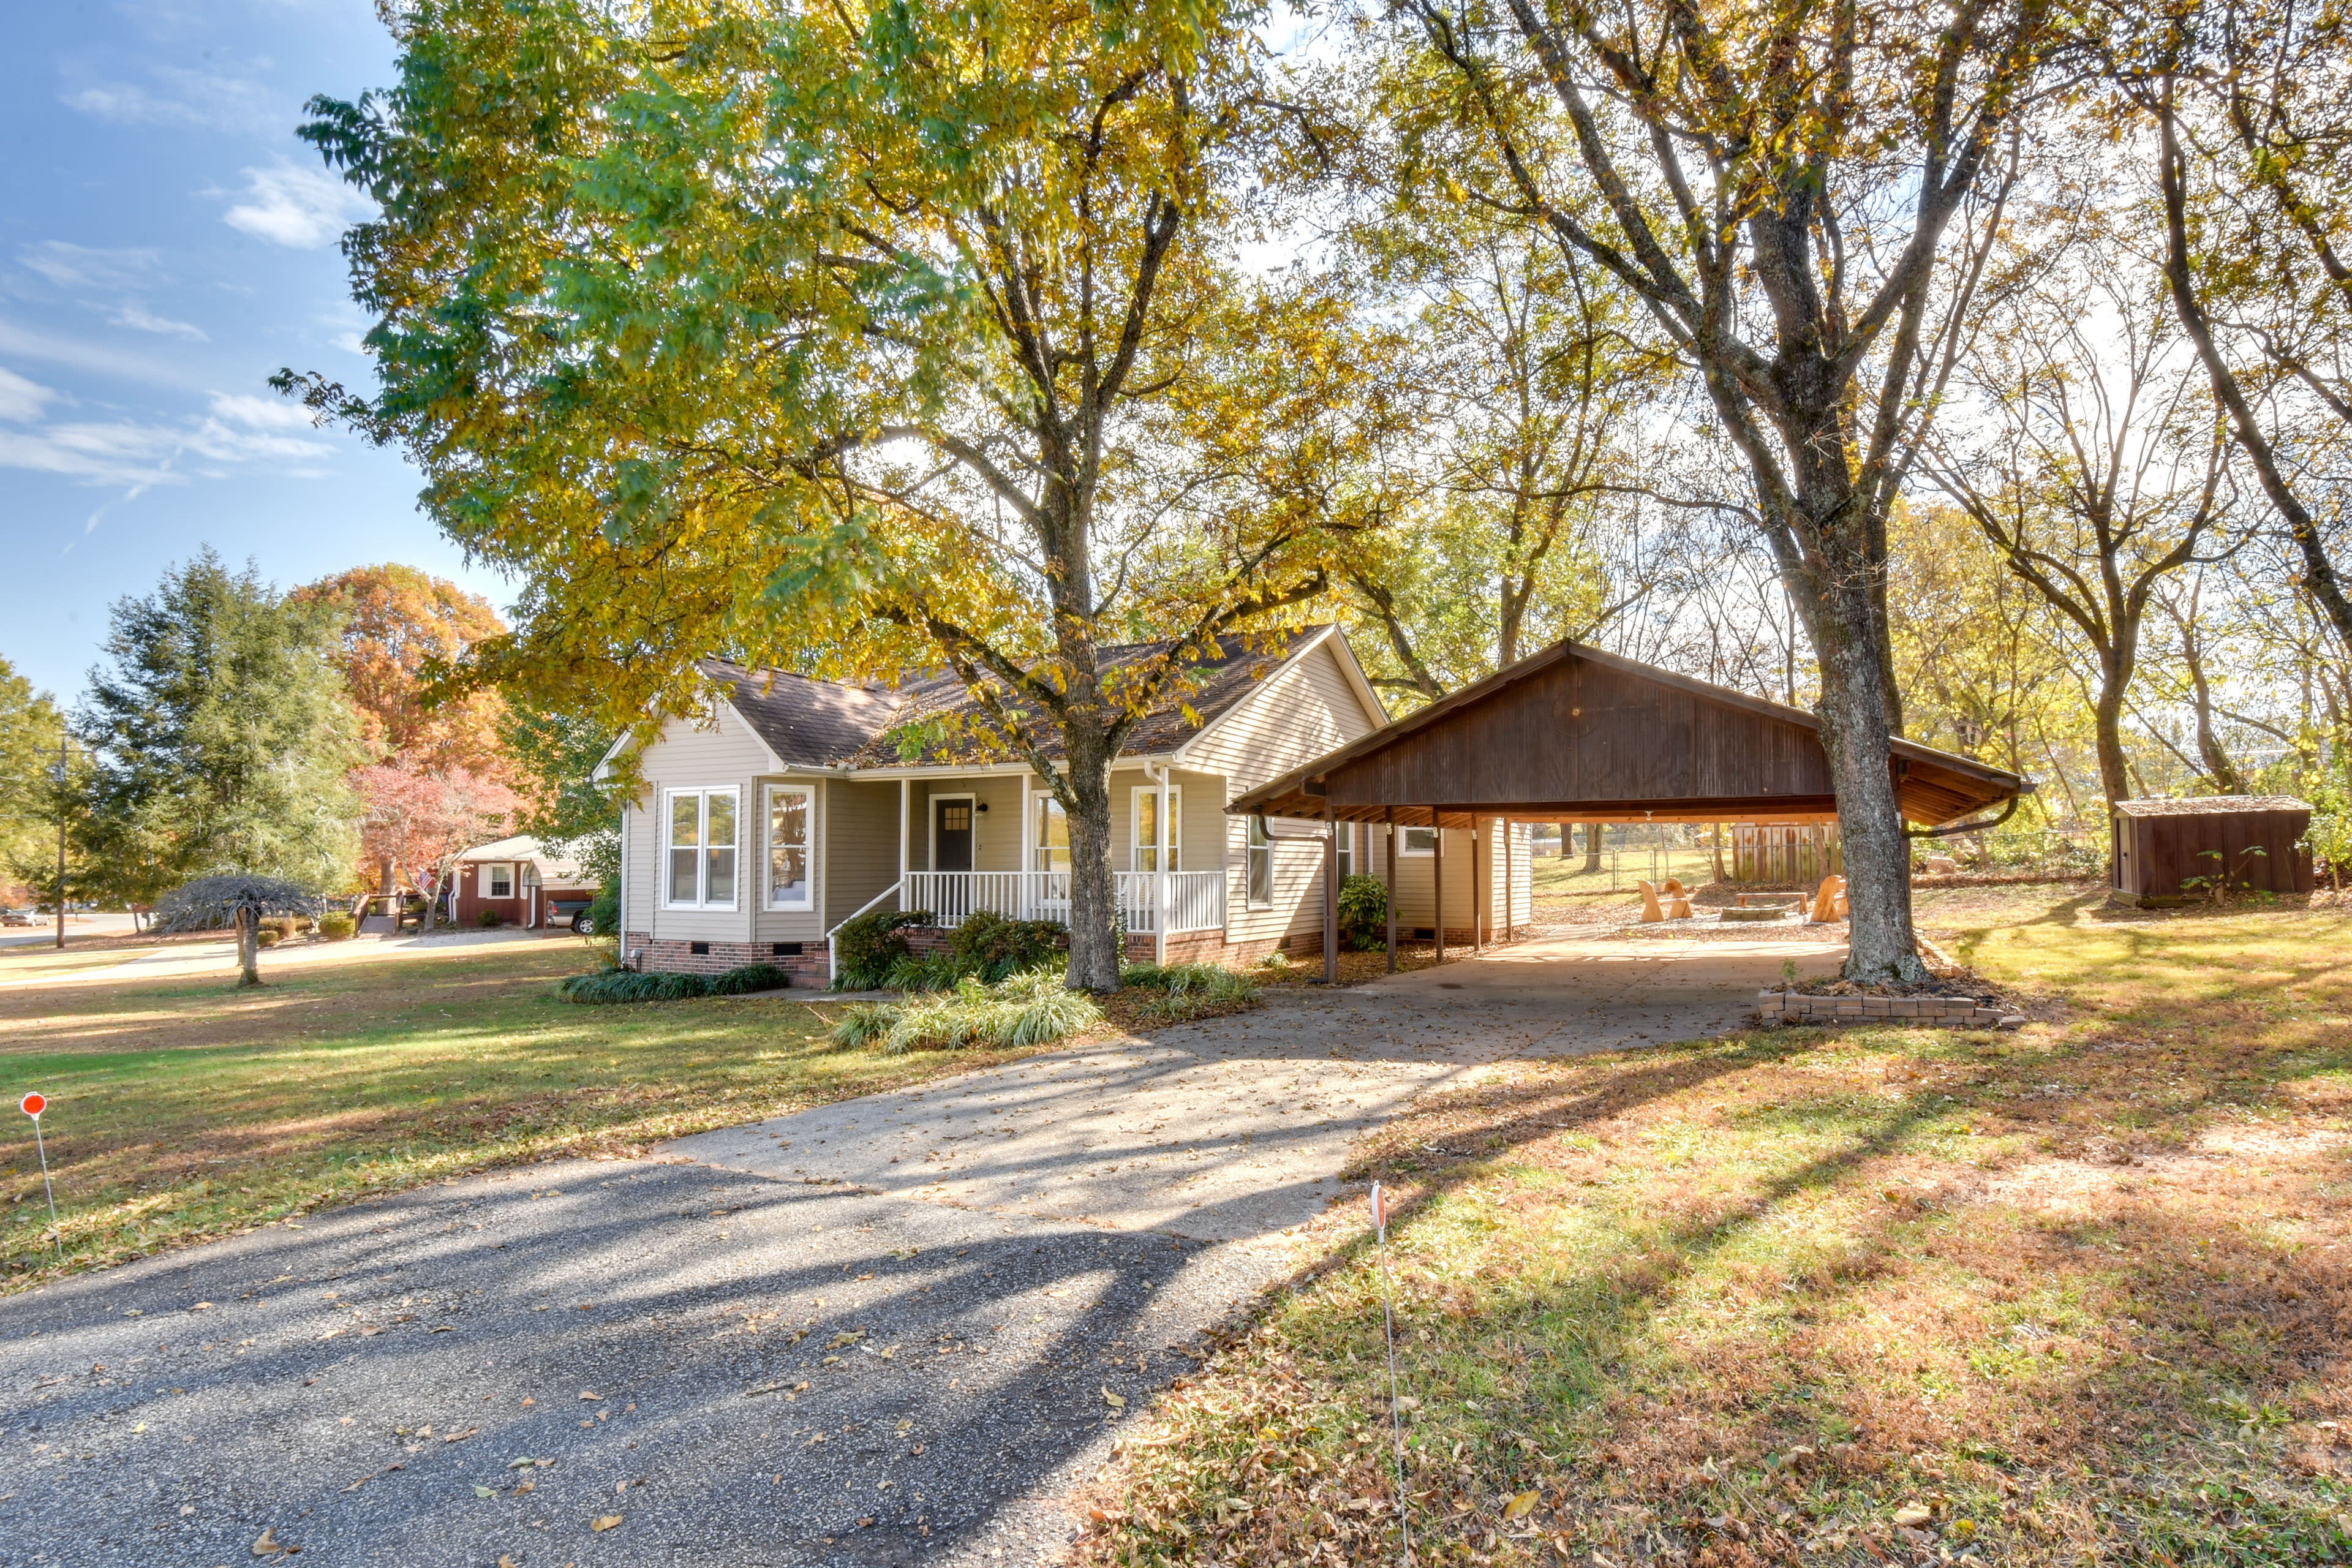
[1229,639,2027,828]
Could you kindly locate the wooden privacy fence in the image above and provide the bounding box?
[1730,824,1842,885]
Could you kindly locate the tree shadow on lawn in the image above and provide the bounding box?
[1080,1025,2352,1566]
[0,1155,1272,1565]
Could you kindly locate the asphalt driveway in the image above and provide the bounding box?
[0,930,1834,1566]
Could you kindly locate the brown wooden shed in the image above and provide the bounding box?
[2109,796,2314,905]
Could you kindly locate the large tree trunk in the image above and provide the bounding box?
[1060,725,1123,993]
[2092,668,2133,809]
[1581,821,1603,872]
[1805,538,1927,985]
[235,908,262,988]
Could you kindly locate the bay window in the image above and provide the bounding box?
[1132,785,1181,873]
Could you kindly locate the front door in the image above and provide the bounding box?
[934,798,974,872]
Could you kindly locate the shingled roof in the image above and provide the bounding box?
[700,628,1327,771]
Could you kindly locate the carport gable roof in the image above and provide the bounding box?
[1227,639,2026,828]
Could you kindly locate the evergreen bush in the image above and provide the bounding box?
[832,909,932,989]
[1337,873,1388,950]
[949,910,1067,981]
[559,962,790,1004]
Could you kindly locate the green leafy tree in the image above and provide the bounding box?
[75,551,366,903]
[503,706,622,892]
[1387,0,2064,982]
[280,0,1391,988]
[0,657,68,901]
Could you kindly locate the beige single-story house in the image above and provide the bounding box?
[595,627,1533,982]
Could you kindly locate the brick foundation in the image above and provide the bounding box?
[1757,990,2023,1029]
[625,932,829,986]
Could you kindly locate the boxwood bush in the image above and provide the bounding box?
[832,909,933,989]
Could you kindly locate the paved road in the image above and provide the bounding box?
[0,930,1836,1566]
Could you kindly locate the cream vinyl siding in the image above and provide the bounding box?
[1182,640,1383,790]
[909,774,1026,871]
[815,779,901,931]
[1381,820,1532,934]
[1186,641,1385,944]
[622,706,777,944]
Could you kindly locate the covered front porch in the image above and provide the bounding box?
[818,764,1232,980]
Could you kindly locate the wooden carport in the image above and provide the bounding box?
[1227,639,2028,981]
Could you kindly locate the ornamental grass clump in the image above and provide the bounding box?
[1120,960,1259,1021]
[829,968,1102,1054]
[559,962,789,1004]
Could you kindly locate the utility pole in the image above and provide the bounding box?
[53,737,69,950]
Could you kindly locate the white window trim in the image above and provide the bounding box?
[928,791,978,871]
[664,786,742,910]
[484,862,516,899]
[764,783,816,911]
[1400,825,1438,858]
[1033,794,1070,874]
[1130,783,1182,873]
[1245,815,1273,909]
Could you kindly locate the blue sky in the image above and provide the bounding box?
[0,1,511,705]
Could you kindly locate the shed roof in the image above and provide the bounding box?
[1227,639,2027,828]
[2113,795,2311,818]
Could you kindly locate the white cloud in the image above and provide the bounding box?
[208,391,315,430]
[62,67,281,135]
[222,164,372,249]
[0,319,206,391]
[0,368,58,423]
[111,304,209,342]
[0,399,332,488]
[18,241,165,293]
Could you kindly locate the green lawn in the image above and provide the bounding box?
[0,941,1041,1289]
[1080,889,2352,1567]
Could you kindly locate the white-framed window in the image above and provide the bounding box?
[1246,815,1272,908]
[1033,795,1070,873]
[1401,826,1438,857]
[1335,823,1355,880]
[766,784,813,910]
[666,786,739,908]
[484,862,514,899]
[1131,785,1181,873]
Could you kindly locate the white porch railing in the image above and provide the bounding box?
[899,869,1225,934]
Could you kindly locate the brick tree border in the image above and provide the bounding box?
[1757,991,2025,1030]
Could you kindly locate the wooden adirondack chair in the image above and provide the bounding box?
[1637,880,1665,922]
[1809,874,1847,923]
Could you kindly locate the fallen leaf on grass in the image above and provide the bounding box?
[1892,1504,1932,1528]
[1504,1490,1539,1521]
[590,1515,623,1532]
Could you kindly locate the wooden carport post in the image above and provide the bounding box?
[1382,805,1397,973]
[1431,807,1446,963]
[1322,797,1339,985]
[1472,818,1484,952]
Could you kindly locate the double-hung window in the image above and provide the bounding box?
[485,862,514,899]
[1033,796,1071,873]
[1246,815,1272,908]
[766,785,813,910]
[1335,823,1355,880]
[1132,786,1181,873]
[666,787,739,908]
